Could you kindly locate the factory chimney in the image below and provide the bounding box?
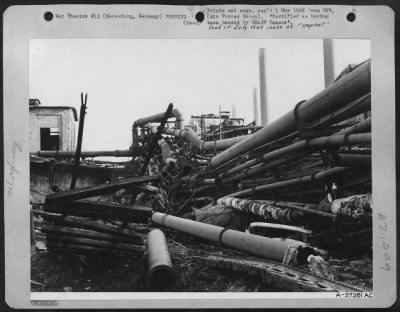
[253,88,260,126]
[323,39,335,87]
[259,48,268,125]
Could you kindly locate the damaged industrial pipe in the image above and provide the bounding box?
[228,166,349,197]
[162,127,249,152]
[219,133,370,180]
[152,212,319,265]
[210,59,371,168]
[217,196,304,224]
[147,229,173,288]
[132,107,184,144]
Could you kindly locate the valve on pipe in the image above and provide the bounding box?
[147,229,174,289]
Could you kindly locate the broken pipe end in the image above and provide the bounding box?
[147,229,174,289]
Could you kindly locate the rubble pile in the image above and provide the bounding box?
[31,59,372,291]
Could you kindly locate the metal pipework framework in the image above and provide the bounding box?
[147,229,173,288]
[133,108,183,129]
[219,132,371,180]
[220,150,309,184]
[210,59,371,168]
[162,127,249,152]
[340,118,371,135]
[228,166,349,198]
[152,212,317,264]
[131,107,183,144]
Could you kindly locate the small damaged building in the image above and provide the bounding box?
[29,99,78,152]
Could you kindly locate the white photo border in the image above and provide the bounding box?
[3,4,396,309]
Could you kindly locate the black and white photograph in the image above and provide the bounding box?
[29,38,372,292]
[3,4,396,309]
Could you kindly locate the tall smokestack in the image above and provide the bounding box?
[323,39,335,87]
[259,48,268,125]
[253,88,260,126]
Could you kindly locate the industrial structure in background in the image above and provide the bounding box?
[29,99,78,152]
[30,50,372,292]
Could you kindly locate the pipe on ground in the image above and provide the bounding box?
[147,229,173,288]
[217,196,303,224]
[210,60,371,168]
[152,212,316,264]
[247,222,312,235]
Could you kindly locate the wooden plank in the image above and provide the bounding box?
[46,243,143,256]
[44,200,152,222]
[33,209,143,239]
[45,175,159,204]
[45,207,150,223]
[46,234,146,253]
[41,224,143,245]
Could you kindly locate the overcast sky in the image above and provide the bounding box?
[30,39,370,152]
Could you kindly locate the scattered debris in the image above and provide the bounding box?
[31,59,372,292]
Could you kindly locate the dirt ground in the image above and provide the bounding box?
[31,229,372,293]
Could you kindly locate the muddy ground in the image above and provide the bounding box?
[31,229,372,293]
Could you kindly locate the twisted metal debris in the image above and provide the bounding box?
[31,59,373,291]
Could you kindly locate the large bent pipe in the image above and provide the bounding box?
[210,60,371,168]
[218,132,371,179]
[132,108,183,144]
[162,127,249,152]
[133,108,183,129]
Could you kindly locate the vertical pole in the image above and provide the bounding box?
[323,39,335,88]
[259,48,268,126]
[253,87,260,126]
[70,93,87,189]
[131,104,173,205]
[140,103,173,176]
[219,105,222,140]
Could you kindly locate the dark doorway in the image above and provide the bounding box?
[40,127,60,150]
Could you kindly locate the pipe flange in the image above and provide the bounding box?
[218,228,230,247]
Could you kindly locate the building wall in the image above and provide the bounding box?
[29,107,76,152]
[30,161,113,203]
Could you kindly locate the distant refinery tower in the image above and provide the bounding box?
[259,48,268,126]
[253,88,260,126]
[323,39,335,87]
